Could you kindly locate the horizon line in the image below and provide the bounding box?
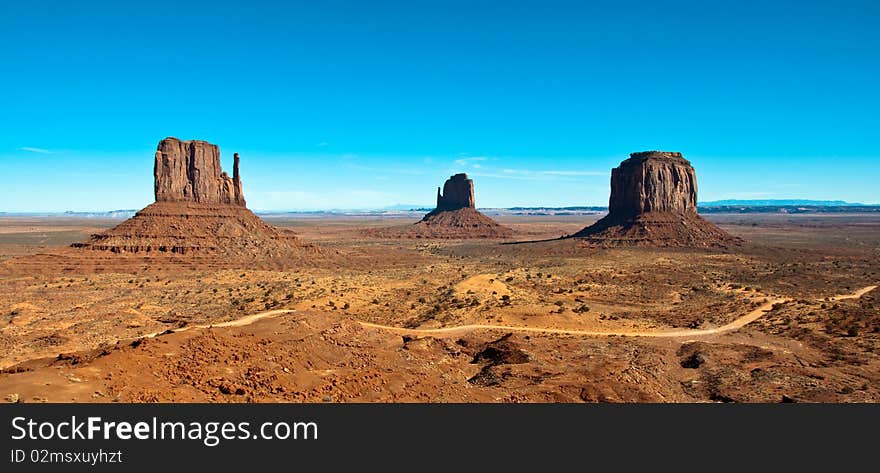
[3,199,878,215]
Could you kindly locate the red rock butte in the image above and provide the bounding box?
[366,173,514,239]
[71,137,308,257]
[572,151,739,247]
[434,173,476,211]
[153,138,245,206]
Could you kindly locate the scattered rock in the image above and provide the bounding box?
[5,393,20,403]
[217,382,245,395]
[56,353,84,364]
[467,366,505,387]
[471,333,530,365]
[680,352,706,369]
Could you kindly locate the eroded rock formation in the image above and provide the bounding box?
[608,151,696,216]
[572,151,738,247]
[154,137,245,206]
[73,137,308,257]
[366,173,513,239]
[436,173,475,211]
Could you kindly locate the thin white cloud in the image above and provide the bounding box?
[468,172,546,181]
[316,142,329,147]
[473,168,608,180]
[18,147,52,154]
[535,170,607,176]
[452,155,605,180]
[454,156,489,166]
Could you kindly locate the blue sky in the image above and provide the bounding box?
[1,0,878,211]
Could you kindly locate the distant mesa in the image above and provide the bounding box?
[366,173,514,239]
[72,137,309,257]
[571,151,740,247]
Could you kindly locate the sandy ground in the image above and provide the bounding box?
[0,213,878,402]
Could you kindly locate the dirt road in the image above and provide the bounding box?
[356,298,787,338]
[139,309,296,339]
[829,285,877,301]
[143,284,878,341]
[357,285,877,339]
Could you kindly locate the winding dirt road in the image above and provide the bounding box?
[357,297,789,338]
[140,309,296,339]
[144,285,877,341]
[357,285,876,338]
[829,285,877,301]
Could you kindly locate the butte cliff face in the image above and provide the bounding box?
[435,173,476,211]
[607,152,697,216]
[366,173,513,239]
[73,137,308,258]
[417,173,513,238]
[572,151,738,247]
[154,137,245,206]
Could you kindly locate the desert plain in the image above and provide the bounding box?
[0,211,877,403]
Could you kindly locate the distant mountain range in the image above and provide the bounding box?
[699,199,866,206]
[379,204,432,211]
[3,200,878,217]
[0,210,139,218]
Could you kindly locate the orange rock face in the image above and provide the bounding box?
[154,137,245,206]
[573,151,739,247]
[608,151,697,216]
[72,137,309,256]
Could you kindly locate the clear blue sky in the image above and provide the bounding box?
[2,0,878,211]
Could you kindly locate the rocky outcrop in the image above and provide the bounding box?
[608,151,697,216]
[73,137,310,257]
[72,201,305,256]
[154,137,245,206]
[365,173,513,239]
[436,173,475,211]
[411,207,514,239]
[572,151,738,247]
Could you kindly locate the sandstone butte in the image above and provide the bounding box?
[572,151,740,247]
[153,137,246,206]
[433,172,475,211]
[367,173,514,239]
[72,137,307,257]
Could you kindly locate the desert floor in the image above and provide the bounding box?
[0,213,878,402]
